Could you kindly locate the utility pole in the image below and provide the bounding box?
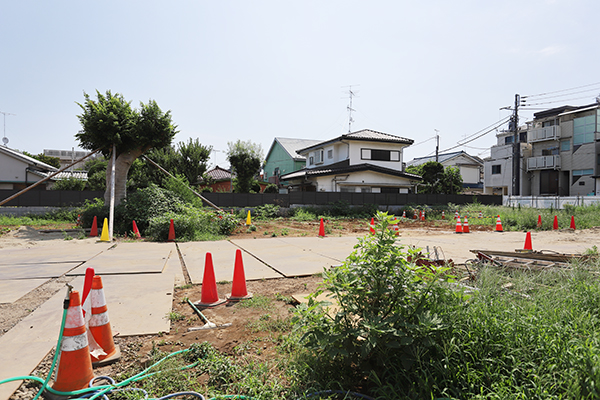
[511,94,521,196]
[434,129,440,162]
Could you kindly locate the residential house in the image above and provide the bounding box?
[483,127,531,195]
[525,103,600,196]
[407,150,484,192]
[263,138,322,186]
[43,149,98,170]
[0,145,59,190]
[199,166,268,193]
[280,129,421,193]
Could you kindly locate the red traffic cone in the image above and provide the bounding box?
[391,218,400,236]
[370,217,375,234]
[195,253,225,307]
[132,220,141,238]
[419,210,423,220]
[227,249,253,301]
[455,216,463,234]
[421,211,426,221]
[402,210,406,218]
[553,215,559,230]
[479,210,483,219]
[570,216,576,230]
[441,211,445,220]
[454,210,459,219]
[318,218,325,237]
[495,215,503,232]
[463,216,470,233]
[89,275,121,366]
[524,232,533,250]
[167,219,175,241]
[413,210,418,219]
[50,291,95,393]
[89,216,98,237]
[537,215,542,228]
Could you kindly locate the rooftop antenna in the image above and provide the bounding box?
[342,85,359,133]
[0,111,15,146]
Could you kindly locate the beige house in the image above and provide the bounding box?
[407,150,484,192]
[0,145,58,190]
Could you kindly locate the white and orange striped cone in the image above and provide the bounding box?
[413,210,418,219]
[369,217,375,234]
[455,216,463,234]
[441,211,445,220]
[402,210,406,219]
[463,216,470,233]
[454,210,459,220]
[421,210,426,221]
[88,275,121,366]
[479,210,483,219]
[50,290,94,394]
[495,215,503,232]
[391,218,400,236]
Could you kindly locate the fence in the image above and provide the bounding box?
[503,195,600,210]
[0,189,104,207]
[202,192,502,208]
[0,189,502,209]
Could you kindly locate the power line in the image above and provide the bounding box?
[522,87,600,102]
[522,94,598,107]
[523,82,600,98]
[438,116,510,154]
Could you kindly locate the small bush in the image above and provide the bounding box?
[263,183,278,193]
[255,204,280,219]
[146,206,227,241]
[291,208,316,222]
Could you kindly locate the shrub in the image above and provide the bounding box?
[52,177,87,191]
[255,204,280,219]
[146,206,233,241]
[296,212,457,374]
[290,208,316,222]
[263,183,278,193]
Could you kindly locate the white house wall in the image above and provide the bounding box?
[458,166,480,184]
[1,157,29,183]
[347,141,406,169]
[312,170,413,192]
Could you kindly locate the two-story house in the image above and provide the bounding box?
[483,127,531,195]
[525,103,600,196]
[279,129,421,193]
[407,150,484,192]
[0,145,58,190]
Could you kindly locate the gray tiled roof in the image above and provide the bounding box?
[407,151,483,167]
[272,138,322,161]
[297,129,413,153]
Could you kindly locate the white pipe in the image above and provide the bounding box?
[109,144,116,241]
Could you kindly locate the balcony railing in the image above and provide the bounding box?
[528,126,561,143]
[527,155,561,171]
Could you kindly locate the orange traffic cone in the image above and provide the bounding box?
[454,210,459,219]
[455,216,463,234]
[391,218,400,236]
[195,253,225,307]
[402,210,406,218]
[132,220,141,238]
[463,216,470,233]
[50,290,94,394]
[570,216,576,230]
[421,211,426,221]
[524,232,533,250]
[441,211,445,220]
[495,215,503,232]
[479,211,483,219]
[89,216,98,237]
[413,210,418,219]
[167,219,175,241]
[537,215,542,228]
[318,218,325,237]
[553,215,559,230]
[370,217,375,234]
[88,276,121,366]
[227,249,253,301]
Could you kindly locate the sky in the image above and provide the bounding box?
[1,0,600,169]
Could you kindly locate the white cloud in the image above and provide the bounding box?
[538,45,564,57]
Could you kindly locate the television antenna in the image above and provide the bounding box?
[342,85,359,133]
[0,111,16,146]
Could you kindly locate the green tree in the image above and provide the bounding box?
[407,161,463,194]
[83,158,108,191]
[226,140,263,193]
[23,151,61,169]
[52,177,86,191]
[173,138,212,185]
[76,90,178,205]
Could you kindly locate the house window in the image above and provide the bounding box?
[361,148,400,162]
[361,187,372,193]
[492,165,501,174]
[327,149,333,159]
[504,136,514,144]
[315,149,324,164]
[309,156,314,165]
[573,114,596,145]
[560,140,570,152]
[273,167,280,176]
[340,186,355,193]
[542,147,559,156]
[380,187,400,194]
[573,169,593,176]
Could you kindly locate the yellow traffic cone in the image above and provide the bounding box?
[246,210,252,226]
[99,218,110,241]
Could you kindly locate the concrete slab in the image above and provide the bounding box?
[0,278,48,303]
[231,237,344,277]
[276,236,358,263]
[99,273,173,336]
[0,262,82,280]
[178,241,283,283]
[68,242,176,275]
[0,242,110,265]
